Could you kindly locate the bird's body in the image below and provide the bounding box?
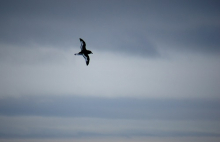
[75,38,93,65]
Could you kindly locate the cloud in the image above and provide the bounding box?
[0,94,220,139]
[1,0,219,57]
[0,48,220,99]
[156,25,220,54]
[0,95,219,121]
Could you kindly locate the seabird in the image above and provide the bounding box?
[75,38,93,66]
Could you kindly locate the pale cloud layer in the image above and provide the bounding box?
[0,47,220,98]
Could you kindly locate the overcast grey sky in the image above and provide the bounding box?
[0,0,220,142]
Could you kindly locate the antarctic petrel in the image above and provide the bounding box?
[75,38,93,66]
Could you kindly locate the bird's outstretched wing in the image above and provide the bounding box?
[82,54,90,65]
[80,38,86,51]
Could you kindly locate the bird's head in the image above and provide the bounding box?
[88,50,93,54]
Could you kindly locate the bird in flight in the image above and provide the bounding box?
[75,38,93,66]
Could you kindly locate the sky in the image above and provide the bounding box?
[0,0,220,142]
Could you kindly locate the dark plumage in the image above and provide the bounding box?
[75,38,93,66]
